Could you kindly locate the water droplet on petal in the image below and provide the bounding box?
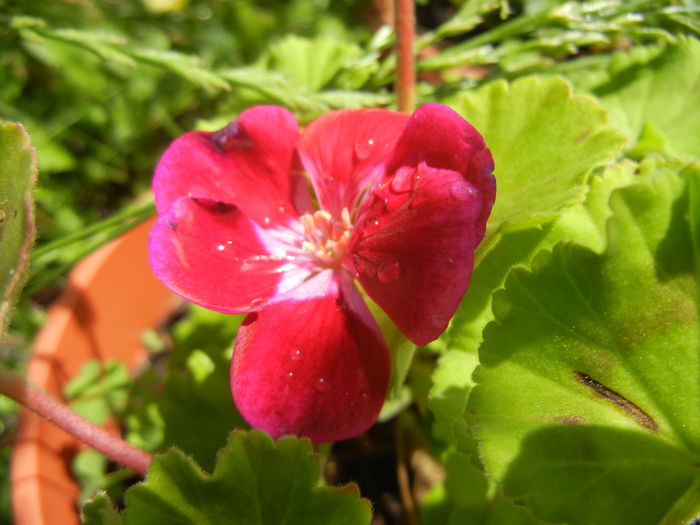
[390,167,415,194]
[263,216,271,225]
[363,216,382,235]
[449,181,476,202]
[354,138,375,160]
[377,259,400,283]
[291,349,302,361]
[314,377,329,392]
[217,244,225,251]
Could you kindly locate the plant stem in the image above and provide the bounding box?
[394,0,415,113]
[0,364,151,477]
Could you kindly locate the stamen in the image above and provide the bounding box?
[341,208,352,230]
[298,207,353,269]
[300,214,315,235]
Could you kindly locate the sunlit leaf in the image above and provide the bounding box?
[445,76,625,259]
[0,121,36,334]
[597,36,700,162]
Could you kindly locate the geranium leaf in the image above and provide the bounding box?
[119,430,371,525]
[431,160,644,457]
[82,492,122,525]
[467,158,700,524]
[264,35,372,92]
[596,36,700,162]
[0,121,36,335]
[445,75,625,259]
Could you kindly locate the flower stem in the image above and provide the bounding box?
[0,363,151,477]
[394,0,415,113]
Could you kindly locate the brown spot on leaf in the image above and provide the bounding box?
[556,415,586,426]
[575,371,657,432]
[574,129,592,145]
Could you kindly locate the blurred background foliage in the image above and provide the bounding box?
[0,0,698,523]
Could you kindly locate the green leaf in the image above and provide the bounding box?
[0,121,37,334]
[445,76,625,260]
[65,360,132,425]
[125,306,245,471]
[82,492,122,525]
[120,430,371,525]
[467,158,700,524]
[597,36,700,162]
[264,35,365,93]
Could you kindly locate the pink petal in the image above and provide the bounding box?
[351,104,495,346]
[149,196,313,313]
[231,271,390,442]
[388,103,495,239]
[298,109,410,218]
[153,105,311,226]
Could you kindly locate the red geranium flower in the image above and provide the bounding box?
[149,104,495,442]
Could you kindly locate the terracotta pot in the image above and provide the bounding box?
[10,218,177,525]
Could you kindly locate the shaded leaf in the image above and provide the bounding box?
[121,430,371,525]
[82,492,122,525]
[467,159,700,524]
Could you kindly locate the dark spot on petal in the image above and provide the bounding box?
[191,196,236,215]
[575,371,657,432]
[211,120,254,152]
[167,220,177,231]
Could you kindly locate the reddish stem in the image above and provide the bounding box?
[394,0,416,113]
[0,364,151,477]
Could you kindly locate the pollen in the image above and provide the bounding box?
[299,208,352,268]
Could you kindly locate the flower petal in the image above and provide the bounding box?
[153,105,311,226]
[298,109,409,217]
[351,104,495,346]
[149,196,313,313]
[231,271,390,442]
[388,103,496,238]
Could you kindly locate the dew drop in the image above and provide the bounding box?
[377,259,400,283]
[288,371,294,378]
[354,138,375,160]
[449,181,476,202]
[291,349,302,361]
[390,167,414,194]
[363,216,382,234]
[263,216,271,225]
[217,244,225,251]
[315,377,329,392]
